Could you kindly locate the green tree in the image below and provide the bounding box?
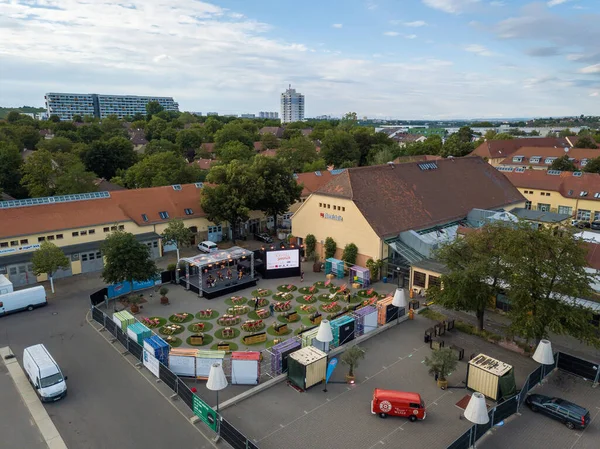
[83,137,136,179]
[160,126,178,143]
[53,163,97,195]
[370,147,395,165]
[305,234,317,258]
[72,114,83,123]
[122,152,202,188]
[77,124,104,144]
[549,155,577,172]
[491,132,514,140]
[251,156,302,227]
[583,157,600,174]
[216,141,255,164]
[16,125,41,150]
[342,243,359,265]
[214,123,254,149]
[440,134,473,158]
[48,115,60,123]
[276,136,319,172]
[340,345,365,378]
[203,116,223,135]
[456,126,474,144]
[100,116,127,138]
[503,223,599,346]
[6,111,22,122]
[338,112,358,131]
[324,237,337,259]
[145,139,178,155]
[302,158,328,172]
[0,141,24,198]
[176,128,204,156]
[36,136,74,153]
[428,223,510,330]
[574,136,598,149]
[161,218,193,262]
[201,160,258,243]
[320,130,360,167]
[145,116,168,140]
[145,101,164,120]
[31,241,69,293]
[309,122,334,141]
[101,231,159,293]
[558,128,573,138]
[260,132,280,150]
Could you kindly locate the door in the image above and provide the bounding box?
[8,264,36,287]
[81,251,104,273]
[207,225,223,243]
[52,265,72,280]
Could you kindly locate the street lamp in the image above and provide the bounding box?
[533,339,554,382]
[392,288,408,323]
[316,320,334,392]
[464,392,489,448]
[395,266,401,287]
[206,362,228,442]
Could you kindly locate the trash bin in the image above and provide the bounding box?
[382,277,388,283]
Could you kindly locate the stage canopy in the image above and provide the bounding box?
[181,247,254,267]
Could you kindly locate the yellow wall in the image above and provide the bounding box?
[71,259,82,275]
[291,193,382,262]
[518,187,600,221]
[409,266,443,294]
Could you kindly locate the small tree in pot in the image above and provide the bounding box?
[311,252,321,273]
[341,345,366,383]
[424,348,458,390]
[127,294,143,314]
[159,287,170,305]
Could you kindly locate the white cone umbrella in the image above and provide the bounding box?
[532,339,554,365]
[392,288,408,308]
[464,392,489,425]
[206,363,228,391]
[316,319,333,343]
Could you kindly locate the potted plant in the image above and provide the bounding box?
[159,286,170,305]
[311,253,321,273]
[128,294,143,314]
[340,345,366,384]
[424,348,458,390]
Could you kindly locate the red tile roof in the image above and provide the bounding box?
[295,170,345,197]
[259,127,284,138]
[258,149,277,158]
[503,169,600,201]
[200,143,215,153]
[194,158,217,170]
[470,137,570,160]
[316,157,525,237]
[499,147,600,169]
[585,242,600,270]
[393,155,442,164]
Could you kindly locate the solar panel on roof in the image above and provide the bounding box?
[515,167,525,173]
[573,172,582,177]
[547,170,562,175]
[418,162,438,171]
[0,191,110,209]
[195,182,204,188]
[314,171,322,176]
[330,169,345,175]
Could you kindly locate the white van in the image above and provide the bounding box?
[197,240,218,253]
[0,274,14,295]
[0,286,47,316]
[23,344,67,402]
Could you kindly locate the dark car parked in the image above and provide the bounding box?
[591,221,600,231]
[254,232,273,244]
[526,394,590,430]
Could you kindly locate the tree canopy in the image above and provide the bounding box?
[118,152,202,188]
[83,136,136,180]
[31,241,70,293]
[549,155,577,172]
[101,231,158,287]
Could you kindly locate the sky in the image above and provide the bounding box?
[0,0,598,119]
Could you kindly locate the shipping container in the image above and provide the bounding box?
[300,327,329,352]
[127,322,152,345]
[376,296,400,325]
[231,351,261,385]
[287,347,327,390]
[330,316,355,348]
[169,348,200,377]
[113,310,135,332]
[143,335,170,365]
[195,350,226,378]
[467,353,515,401]
[354,305,378,336]
[270,339,301,375]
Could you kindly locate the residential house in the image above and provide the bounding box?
[498,146,600,171]
[470,137,571,166]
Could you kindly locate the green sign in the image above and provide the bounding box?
[192,395,218,432]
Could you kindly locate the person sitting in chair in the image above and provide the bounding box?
[226,269,232,280]
[238,270,244,280]
[217,271,224,281]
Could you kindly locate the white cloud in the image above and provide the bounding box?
[590,92,599,97]
[405,34,418,39]
[404,20,427,27]
[152,54,169,63]
[567,54,584,61]
[464,44,494,56]
[490,1,505,6]
[365,1,378,10]
[547,0,571,6]
[422,0,480,14]
[383,31,400,36]
[332,23,343,28]
[580,64,600,74]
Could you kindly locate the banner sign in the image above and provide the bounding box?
[143,349,160,378]
[193,395,218,432]
[326,358,338,383]
[107,277,161,299]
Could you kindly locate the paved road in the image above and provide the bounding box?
[0,274,215,449]
[0,360,47,449]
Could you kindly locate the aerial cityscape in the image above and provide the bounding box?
[0,1,599,449]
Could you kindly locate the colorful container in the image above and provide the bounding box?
[354,305,378,337]
[270,339,301,375]
[330,315,355,348]
[112,310,135,332]
[376,295,398,325]
[169,348,200,377]
[127,322,152,345]
[287,347,327,390]
[143,335,170,366]
[231,351,261,385]
[300,327,328,352]
[195,350,226,378]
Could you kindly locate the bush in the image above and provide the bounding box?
[365,259,383,281]
[324,237,337,259]
[159,286,169,297]
[419,308,447,321]
[305,234,316,258]
[342,243,358,265]
[167,263,176,271]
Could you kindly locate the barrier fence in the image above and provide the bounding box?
[91,306,259,449]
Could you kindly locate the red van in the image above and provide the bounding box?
[371,389,426,421]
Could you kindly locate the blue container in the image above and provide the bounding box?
[143,335,170,365]
[382,277,388,283]
[330,316,356,348]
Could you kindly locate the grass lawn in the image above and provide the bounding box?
[168,312,194,324]
[301,316,320,327]
[298,286,320,295]
[195,310,220,320]
[267,326,292,337]
[247,310,270,320]
[295,304,316,315]
[297,294,318,304]
[187,322,214,333]
[252,289,272,297]
[272,292,295,301]
[186,334,214,347]
[277,284,298,292]
[210,342,239,352]
[318,293,334,302]
[214,327,241,340]
[224,296,248,306]
[143,316,167,329]
[419,308,447,322]
[319,304,342,314]
[225,305,250,316]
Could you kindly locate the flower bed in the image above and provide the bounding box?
[214,327,240,340]
[187,322,214,333]
[141,316,166,328]
[249,297,269,308]
[241,319,265,332]
[296,304,316,314]
[297,294,317,304]
[226,305,249,316]
[313,280,328,288]
[252,288,272,297]
[319,302,342,314]
[247,309,270,320]
[298,285,319,295]
[168,312,194,323]
[186,334,214,347]
[195,309,219,320]
[217,314,242,326]
[159,324,185,335]
[273,300,292,313]
[277,284,297,292]
[357,288,378,298]
[224,296,248,306]
[273,291,294,301]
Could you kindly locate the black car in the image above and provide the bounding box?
[254,232,273,244]
[526,394,590,430]
[591,221,600,231]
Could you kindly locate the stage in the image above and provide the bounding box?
[182,276,257,299]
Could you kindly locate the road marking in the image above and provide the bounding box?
[1,346,68,449]
[85,311,219,449]
[569,406,600,449]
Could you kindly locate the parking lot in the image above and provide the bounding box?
[480,371,600,449]
[222,315,538,449]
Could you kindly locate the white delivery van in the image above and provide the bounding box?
[197,241,218,253]
[23,344,67,402]
[0,286,47,316]
[0,274,13,295]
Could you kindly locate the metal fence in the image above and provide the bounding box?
[557,352,600,383]
[91,306,259,449]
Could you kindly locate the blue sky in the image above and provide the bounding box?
[0,0,598,118]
